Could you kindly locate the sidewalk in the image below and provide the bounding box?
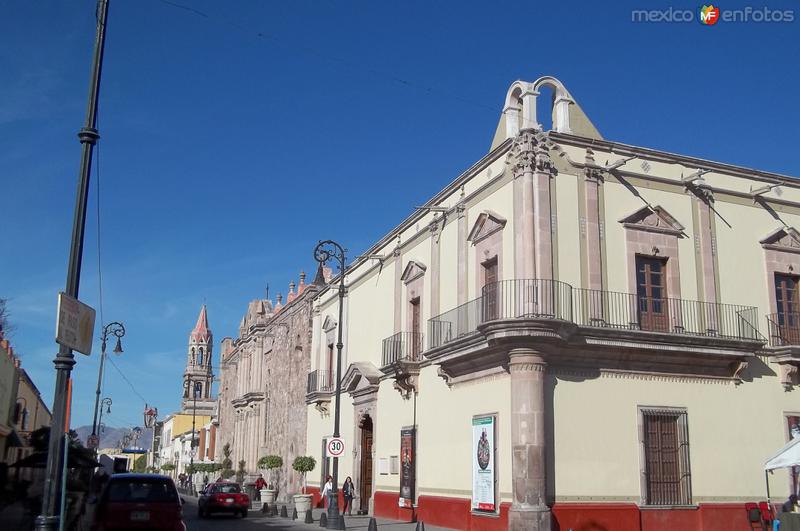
[244,503,457,531]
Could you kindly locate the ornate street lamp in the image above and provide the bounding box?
[314,240,347,530]
[94,397,112,447]
[130,427,143,449]
[183,379,200,493]
[90,322,125,450]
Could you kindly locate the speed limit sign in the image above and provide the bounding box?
[326,437,345,458]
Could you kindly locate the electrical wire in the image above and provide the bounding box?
[106,354,150,406]
[93,107,155,420]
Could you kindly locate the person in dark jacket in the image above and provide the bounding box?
[342,477,355,516]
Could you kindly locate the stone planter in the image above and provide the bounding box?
[293,494,312,513]
[262,488,276,504]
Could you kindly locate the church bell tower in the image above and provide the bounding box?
[182,305,215,416]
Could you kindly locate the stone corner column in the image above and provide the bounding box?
[508,348,551,531]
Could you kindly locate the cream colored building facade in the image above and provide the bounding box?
[304,76,800,531]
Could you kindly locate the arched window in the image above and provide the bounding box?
[194,381,203,399]
[197,348,203,366]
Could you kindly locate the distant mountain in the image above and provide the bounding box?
[73,425,154,450]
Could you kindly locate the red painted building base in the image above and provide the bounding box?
[373,491,756,531]
[305,486,344,511]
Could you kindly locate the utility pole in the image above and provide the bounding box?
[36,1,110,530]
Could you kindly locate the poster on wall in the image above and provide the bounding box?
[399,427,416,508]
[788,415,800,495]
[472,415,496,512]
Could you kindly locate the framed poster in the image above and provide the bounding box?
[787,415,800,495]
[472,415,496,512]
[399,427,416,508]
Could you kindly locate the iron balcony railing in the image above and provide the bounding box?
[426,279,762,350]
[428,297,483,350]
[306,369,335,395]
[573,288,761,340]
[381,331,424,367]
[766,312,800,347]
[481,279,573,323]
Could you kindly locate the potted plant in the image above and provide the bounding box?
[235,460,247,485]
[220,443,236,480]
[291,456,316,513]
[257,455,283,503]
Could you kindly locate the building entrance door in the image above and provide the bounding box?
[359,415,374,513]
[636,255,669,332]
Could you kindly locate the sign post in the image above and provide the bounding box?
[55,293,96,356]
[326,437,345,459]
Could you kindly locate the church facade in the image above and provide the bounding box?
[300,76,800,531]
[216,271,325,500]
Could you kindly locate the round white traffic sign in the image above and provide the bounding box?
[326,437,345,458]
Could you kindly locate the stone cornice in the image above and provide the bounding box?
[425,313,764,381]
[550,131,800,188]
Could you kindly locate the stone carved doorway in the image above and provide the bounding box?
[358,414,374,514]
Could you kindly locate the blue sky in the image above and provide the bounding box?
[2,0,799,431]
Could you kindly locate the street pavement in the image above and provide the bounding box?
[182,496,457,531]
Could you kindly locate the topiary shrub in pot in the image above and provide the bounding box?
[257,455,283,503]
[291,456,316,513]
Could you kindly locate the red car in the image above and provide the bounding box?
[91,473,186,531]
[198,481,250,518]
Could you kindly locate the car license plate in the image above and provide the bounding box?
[130,511,150,521]
[225,498,234,503]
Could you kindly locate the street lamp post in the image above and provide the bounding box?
[37,1,110,529]
[183,379,198,494]
[314,240,347,530]
[90,322,124,449]
[130,427,142,449]
[144,406,158,472]
[97,398,112,442]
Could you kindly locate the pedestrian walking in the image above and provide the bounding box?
[321,475,333,508]
[342,476,355,516]
[255,474,267,500]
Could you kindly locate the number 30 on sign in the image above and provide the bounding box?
[326,437,345,458]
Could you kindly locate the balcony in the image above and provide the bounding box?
[381,331,424,367]
[767,312,800,347]
[573,288,761,340]
[765,312,800,389]
[428,297,483,350]
[381,331,424,398]
[306,369,335,412]
[426,279,764,381]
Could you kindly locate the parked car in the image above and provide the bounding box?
[198,481,250,518]
[91,473,185,531]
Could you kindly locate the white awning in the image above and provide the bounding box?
[765,437,800,471]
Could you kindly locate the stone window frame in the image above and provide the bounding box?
[760,227,800,316]
[321,316,338,378]
[619,205,684,301]
[468,211,506,294]
[401,261,426,337]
